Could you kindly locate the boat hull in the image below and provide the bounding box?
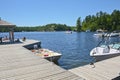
[33,48,62,64]
[91,52,120,62]
[90,46,120,62]
[45,55,61,64]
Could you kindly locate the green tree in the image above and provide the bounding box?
[76,17,82,32]
[82,10,120,31]
[111,10,120,31]
[13,23,73,32]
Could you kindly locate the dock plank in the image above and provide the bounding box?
[13,66,65,80]
[0,58,49,71]
[39,71,78,80]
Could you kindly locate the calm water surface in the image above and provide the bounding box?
[1,32,105,69]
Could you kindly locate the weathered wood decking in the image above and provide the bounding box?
[0,40,83,80]
[69,55,120,80]
[1,39,120,80]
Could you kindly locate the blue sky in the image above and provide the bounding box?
[0,0,120,26]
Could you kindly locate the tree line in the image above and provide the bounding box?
[0,9,120,32]
[81,9,120,32]
[0,23,73,32]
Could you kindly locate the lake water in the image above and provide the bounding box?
[1,32,112,69]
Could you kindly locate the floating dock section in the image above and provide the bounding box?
[69,55,120,80]
[0,39,83,80]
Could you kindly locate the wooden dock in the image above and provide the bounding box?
[69,55,120,80]
[0,39,83,80]
[1,39,120,80]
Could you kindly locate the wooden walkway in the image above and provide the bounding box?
[0,39,83,80]
[69,55,120,80]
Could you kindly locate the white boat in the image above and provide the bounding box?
[90,37,120,62]
[106,31,120,37]
[32,48,62,64]
[65,31,72,34]
[86,30,90,32]
[94,29,105,37]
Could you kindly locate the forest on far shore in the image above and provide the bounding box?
[82,9,120,31]
[0,9,120,32]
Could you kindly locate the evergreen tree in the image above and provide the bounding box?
[82,10,120,31]
[76,17,82,32]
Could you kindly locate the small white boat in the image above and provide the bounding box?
[90,36,120,62]
[94,29,105,37]
[65,31,72,34]
[106,31,120,37]
[32,48,62,64]
[86,30,90,32]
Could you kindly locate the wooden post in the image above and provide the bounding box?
[9,28,14,42]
